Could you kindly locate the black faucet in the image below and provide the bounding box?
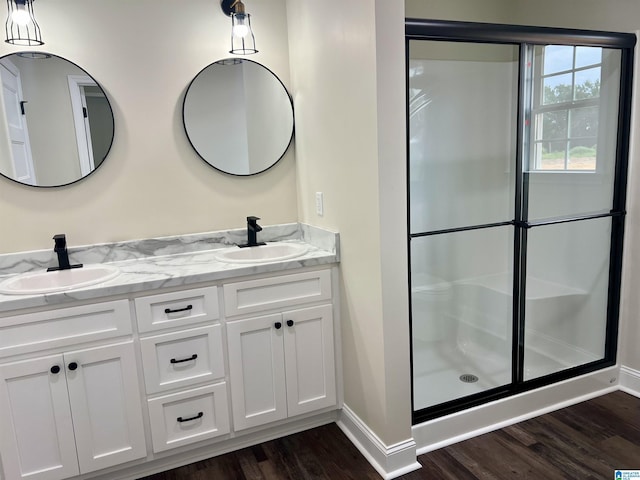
[47,234,83,272]
[239,216,266,248]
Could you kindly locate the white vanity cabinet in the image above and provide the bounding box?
[0,262,340,480]
[224,270,336,431]
[0,302,146,480]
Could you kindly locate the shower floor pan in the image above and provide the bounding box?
[412,339,566,411]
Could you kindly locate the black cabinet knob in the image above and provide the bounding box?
[286,320,294,327]
[274,322,282,329]
[50,365,61,374]
[68,362,78,371]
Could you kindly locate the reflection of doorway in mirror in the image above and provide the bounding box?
[0,59,36,185]
[68,76,113,176]
[68,75,98,176]
[83,86,112,169]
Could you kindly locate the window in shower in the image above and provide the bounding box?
[406,20,634,423]
[532,45,604,172]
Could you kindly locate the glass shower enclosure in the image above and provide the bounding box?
[406,21,635,422]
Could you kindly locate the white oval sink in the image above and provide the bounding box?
[215,242,308,264]
[0,264,120,295]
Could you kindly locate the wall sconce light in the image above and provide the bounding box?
[5,0,43,46]
[220,0,257,55]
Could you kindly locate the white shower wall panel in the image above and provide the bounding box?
[410,227,513,293]
[524,218,612,367]
[409,56,517,235]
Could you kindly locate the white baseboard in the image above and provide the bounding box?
[337,404,421,479]
[338,366,636,475]
[413,366,619,454]
[620,365,640,397]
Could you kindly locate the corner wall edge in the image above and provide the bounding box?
[336,405,420,479]
[620,365,640,397]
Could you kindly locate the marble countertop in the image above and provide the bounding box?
[0,223,339,314]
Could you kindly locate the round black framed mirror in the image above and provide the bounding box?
[182,58,294,176]
[0,52,114,187]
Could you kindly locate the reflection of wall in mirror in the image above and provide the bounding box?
[244,63,291,173]
[14,55,85,185]
[189,64,251,174]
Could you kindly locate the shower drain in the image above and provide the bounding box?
[459,374,479,383]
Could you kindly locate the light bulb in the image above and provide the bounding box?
[233,24,249,38]
[11,6,30,26]
[232,14,249,38]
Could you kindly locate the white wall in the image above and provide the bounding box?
[511,0,640,32]
[286,0,412,447]
[406,0,515,23]
[285,0,387,441]
[374,0,415,450]
[0,0,296,254]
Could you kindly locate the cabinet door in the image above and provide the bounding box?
[226,313,287,431]
[283,304,336,417]
[0,355,79,480]
[64,341,147,474]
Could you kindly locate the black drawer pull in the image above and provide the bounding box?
[164,305,193,314]
[274,322,282,329]
[177,411,203,423]
[286,320,294,327]
[50,365,61,374]
[170,354,198,364]
[68,362,78,371]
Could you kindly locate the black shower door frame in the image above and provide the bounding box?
[406,20,636,423]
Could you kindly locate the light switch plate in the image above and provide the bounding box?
[315,192,324,216]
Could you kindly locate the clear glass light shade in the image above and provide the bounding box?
[5,0,43,46]
[230,12,257,55]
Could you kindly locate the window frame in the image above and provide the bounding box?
[530,45,603,173]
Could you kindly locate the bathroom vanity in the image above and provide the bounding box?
[0,224,341,480]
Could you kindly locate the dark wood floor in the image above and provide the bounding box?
[140,391,640,480]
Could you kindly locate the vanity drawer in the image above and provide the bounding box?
[223,269,332,317]
[0,300,131,358]
[147,382,230,453]
[134,286,219,333]
[140,324,225,394]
